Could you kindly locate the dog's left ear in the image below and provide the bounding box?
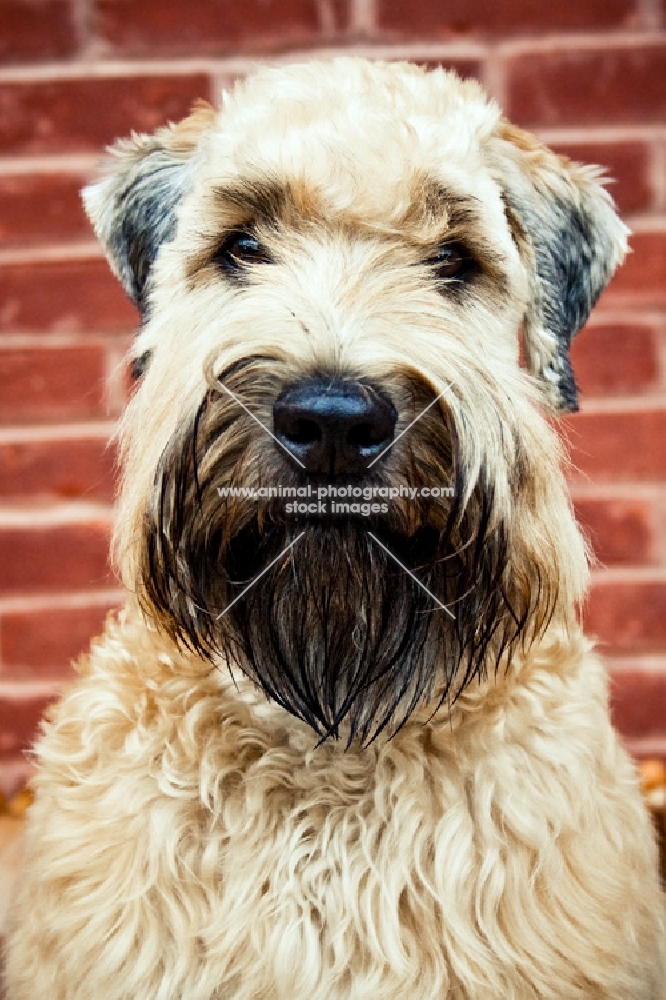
[83,100,217,314]
[487,121,629,413]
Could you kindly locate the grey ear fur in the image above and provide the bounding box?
[488,121,629,413]
[82,101,217,314]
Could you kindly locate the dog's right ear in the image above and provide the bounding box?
[83,101,217,313]
[486,120,629,414]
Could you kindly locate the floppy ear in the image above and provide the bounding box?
[487,121,629,413]
[83,101,217,314]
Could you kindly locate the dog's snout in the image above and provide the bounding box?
[273,380,397,475]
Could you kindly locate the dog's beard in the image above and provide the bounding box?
[221,520,445,742]
[140,366,547,744]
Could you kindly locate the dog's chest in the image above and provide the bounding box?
[192,724,483,996]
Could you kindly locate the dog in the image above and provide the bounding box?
[4,58,665,999]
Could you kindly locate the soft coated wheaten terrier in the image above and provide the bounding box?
[5,58,665,999]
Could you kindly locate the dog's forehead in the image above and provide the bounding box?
[196,60,503,228]
[219,59,497,140]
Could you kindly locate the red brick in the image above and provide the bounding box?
[96,0,349,55]
[563,410,666,482]
[0,0,76,64]
[0,695,56,758]
[507,45,666,127]
[0,174,90,247]
[0,347,106,423]
[0,523,113,595]
[610,670,666,739]
[1,603,118,677]
[0,74,210,155]
[0,259,138,334]
[377,0,636,37]
[574,498,652,566]
[603,231,666,307]
[571,324,659,397]
[585,581,666,653]
[548,141,652,216]
[0,437,117,501]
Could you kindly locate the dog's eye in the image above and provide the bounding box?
[216,231,272,271]
[428,244,476,281]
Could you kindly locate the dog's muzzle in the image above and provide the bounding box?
[140,360,543,743]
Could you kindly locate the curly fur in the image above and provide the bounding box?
[5,611,664,998]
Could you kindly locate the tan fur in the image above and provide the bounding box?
[4,59,664,999]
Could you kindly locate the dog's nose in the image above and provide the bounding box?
[273,380,397,475]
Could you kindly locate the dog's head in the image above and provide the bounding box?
[85,59,627,743]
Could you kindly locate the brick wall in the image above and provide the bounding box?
[1,0,665,793]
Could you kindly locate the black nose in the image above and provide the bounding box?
[273,379,397,476]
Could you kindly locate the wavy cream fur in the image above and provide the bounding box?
[4,58,664,999]
[6,609,664,998]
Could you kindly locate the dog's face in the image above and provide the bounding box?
[85,59,627,743]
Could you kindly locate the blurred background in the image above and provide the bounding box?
[0,1,664,828]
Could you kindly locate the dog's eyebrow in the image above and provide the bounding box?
[415,179,481,231]
[213,176,480,234]
[213,179,290,224]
